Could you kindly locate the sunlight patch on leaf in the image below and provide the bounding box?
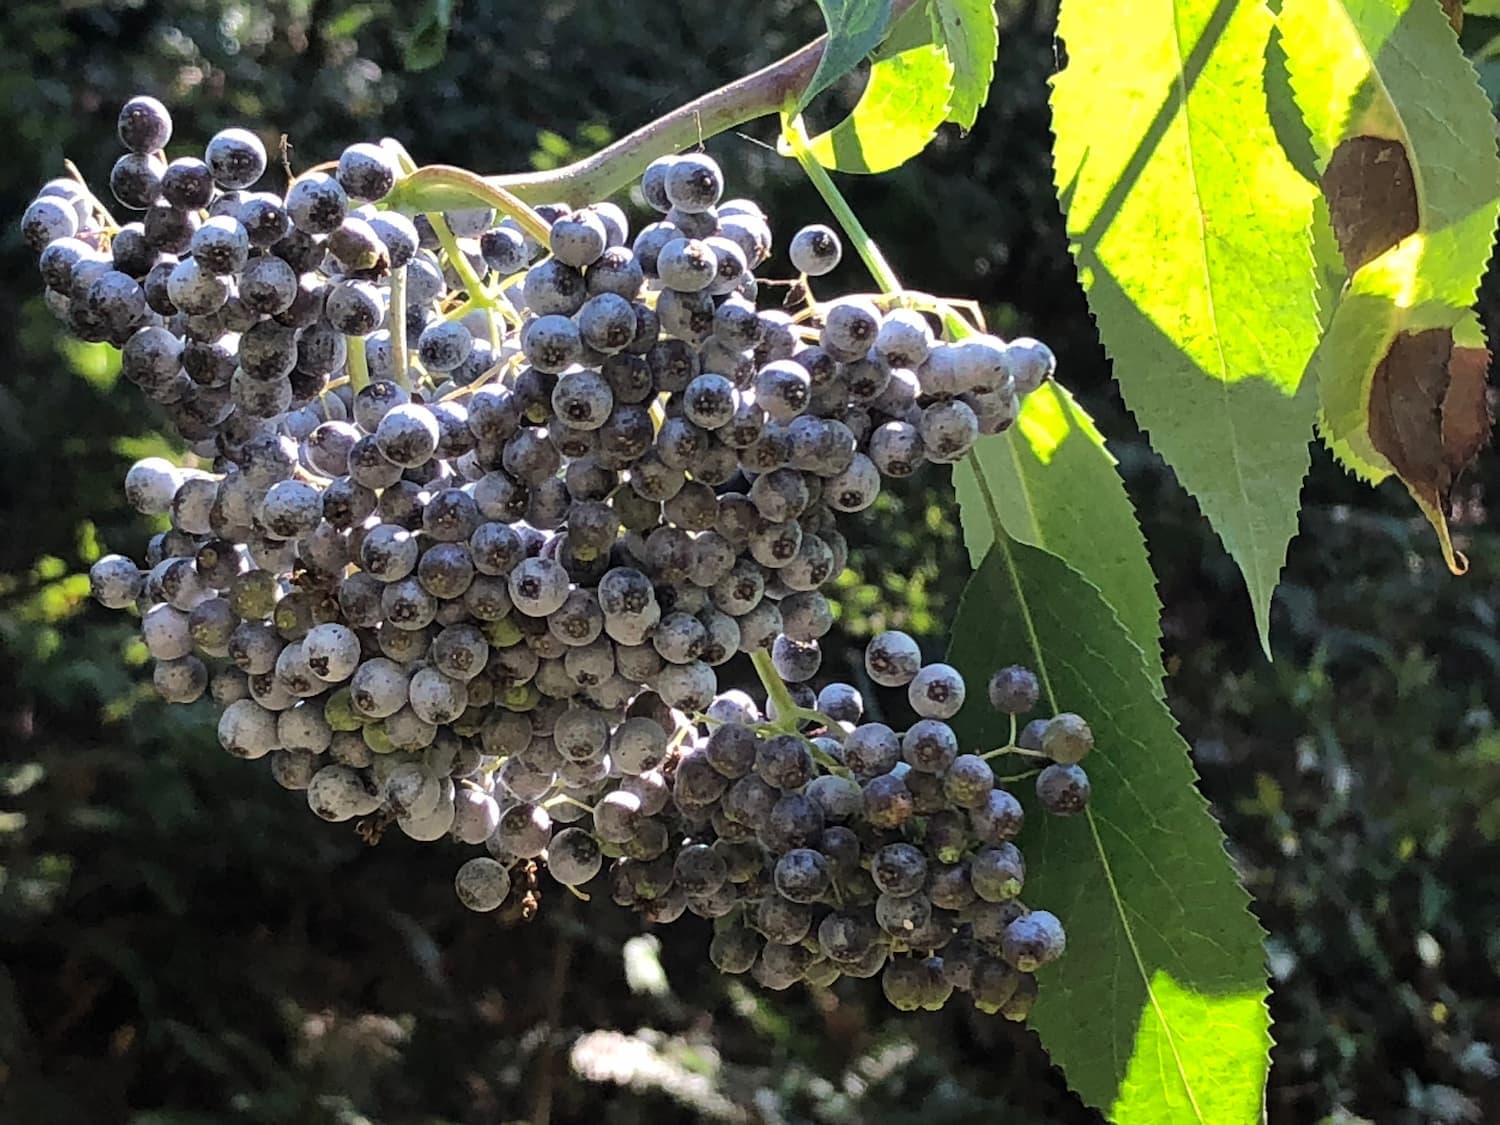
[802,45,953,173]
[1050,0,1323,651]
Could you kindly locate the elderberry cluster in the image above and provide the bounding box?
[21,95,1084,1017]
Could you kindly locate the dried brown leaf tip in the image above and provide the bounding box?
[1322,136,1419,275]
[1368,327,1492,573]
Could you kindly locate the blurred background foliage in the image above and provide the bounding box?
[3,1,1500,1122]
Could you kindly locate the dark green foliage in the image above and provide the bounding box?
[2,2,1499,1124]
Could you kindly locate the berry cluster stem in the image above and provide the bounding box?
[346,332,370,392]
[751,648,801,731]
[393,165,552,244]
[427,210,494,308]
[388,264,411,390]
[779,115,976,345]
[779,114,902,294]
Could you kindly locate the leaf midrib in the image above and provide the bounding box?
[1168,0,1263,614]
[968,453,1207,1123]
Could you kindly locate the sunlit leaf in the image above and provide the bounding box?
[1282,0,1500,567]
[803,45,953,173]
[1050,0,1323,652]
[953,383,1163,690]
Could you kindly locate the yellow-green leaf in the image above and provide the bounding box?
[1050,0,1323,654]
[804,45,954,173]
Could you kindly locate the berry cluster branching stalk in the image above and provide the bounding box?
[748,651,852,777]
[426,209,492,307]
[395,165,552,244]
[346,332,370,392]
[751,648,801,729]
[779,115,904,294]
[388,265,410,389]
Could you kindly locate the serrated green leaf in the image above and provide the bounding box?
[947,541,1269,1125]
[1050,0,1322,654]
[875,0,935,56]
[932,0,1000,129]
[402,0,453,72]
[871,0,998,127]
[1282,0,1500,517]
[952,383,1162,692]
[800,0,896,111]
[804,45,954,173]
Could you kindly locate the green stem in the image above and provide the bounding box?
[427,209,495,309]
[792,707,848,739]
[980,744,1050,763]
[806,742,849,777]
[388,264,410,391]
[751,649,801,731]
[392,165,552,245]
[544,793,596,815]
[780,114,903,294]
[995,768,1042,784]
[346,333,370,392]
[443,296,482,322]
[780,118,976,342]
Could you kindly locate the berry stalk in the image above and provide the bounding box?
[346,332,370,392]
[780,114,975,343]
[425,208,494,309]
[388,265,411,390]
[751,648,803,732]
[779,114,904,295]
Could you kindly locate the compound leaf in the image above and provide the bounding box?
[932,0,1001,129]
[947,540,1269,1125]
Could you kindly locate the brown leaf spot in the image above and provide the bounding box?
[1440,0,1463,36]
[1368,328,1493,573]
[1322,136,1418,274]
